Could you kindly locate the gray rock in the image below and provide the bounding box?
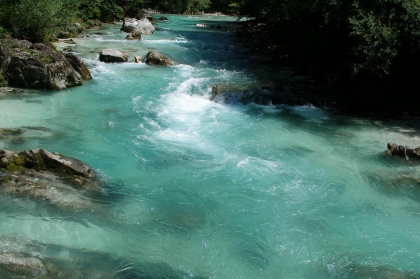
[134,55,142,63]
[387,142,420,160]
[126,32,141,40]
[144,50,176,66]
[64,53,92,80]
[0,149,101,210]
[99,49,129,63]
[121,17,155,35]
[0,39,91,90]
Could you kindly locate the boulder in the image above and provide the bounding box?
[147,16,157,24]
[0,148,101,210]
[99,49,129,63]
[121,17,155,35]
[64,53,92,80]
[159,16,169,20]
[134,55,142,63]
[126,32,141,40]
[0,39,91,90]
[144,50,176,66]
[386,143,420,160]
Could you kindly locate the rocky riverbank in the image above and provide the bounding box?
[0,39,91,90]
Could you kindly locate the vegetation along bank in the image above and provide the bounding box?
[1,0,419,115]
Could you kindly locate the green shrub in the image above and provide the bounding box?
[0,0,77,42]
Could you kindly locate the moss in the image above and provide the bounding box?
[3,155,26,171]
[4,164,22,171]
[81,64,92,80]
[0,174,13,184]
[41,55,55,63]
[63,46,74,52]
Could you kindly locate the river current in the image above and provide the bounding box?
[1,15,420,278]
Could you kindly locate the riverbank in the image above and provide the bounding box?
[234,19,420,118]
[1,15,420,278]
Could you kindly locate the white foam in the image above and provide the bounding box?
[167,77,208,95]
[290,105,329,121]
[142,38,188,44]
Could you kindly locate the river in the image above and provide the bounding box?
[1,15,420,278]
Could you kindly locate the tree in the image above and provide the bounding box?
[0,0,76,42]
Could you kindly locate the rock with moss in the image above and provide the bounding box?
[0,39,92,90]
[99,49,129,63]
[0,148,101,210]
[64,53,92,80]
[144,50,176,66]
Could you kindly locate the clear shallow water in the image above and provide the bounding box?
[1,15,420,278]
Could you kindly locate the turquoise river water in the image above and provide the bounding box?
[1,15,420,278]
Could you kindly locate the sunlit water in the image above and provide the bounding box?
[1,15,420,278]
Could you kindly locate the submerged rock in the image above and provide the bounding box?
[236,240,270,270]
[0,39,91,90]
[121,17,155,35]
[0,148,101,210]
[144,50,176,66]
[0,128,23,138]
[324,257,420,279]
[0,236,206,279]
[99,49,129,63]
[387,142,420,160]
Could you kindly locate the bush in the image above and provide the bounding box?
[0,0,76,42]
[349,3,399,77]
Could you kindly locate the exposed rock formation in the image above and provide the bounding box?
[0,39,91,90]
[121,17,155,35]
[99,49,129,63]
[0,148,101,210]
[386,143,420,160]
[134,55,142,63]
[144,50,176,66]
[64,53,92,80]
[126,33,141,40]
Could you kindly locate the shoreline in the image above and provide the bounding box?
[1,15,418,120]
[233,19,420,119]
